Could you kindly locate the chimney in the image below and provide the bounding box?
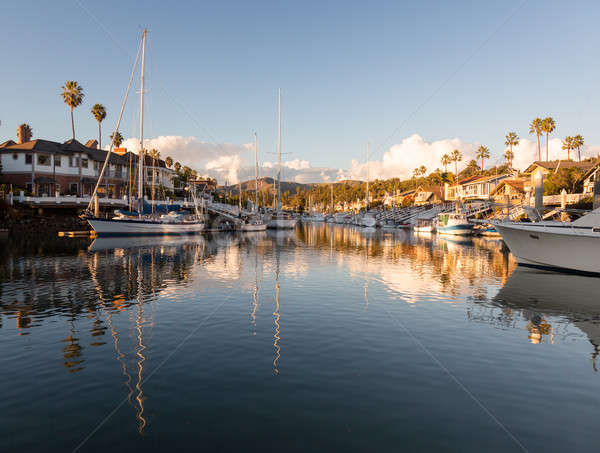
[17,124,32,144]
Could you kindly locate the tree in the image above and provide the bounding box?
[504,132,519,162]
[476,145,490,173]
[61,81,84,140]
[529,118,543,161]
[174,161,181,173]
[450,149,462,181]
[18,123,33,142]
[441,154,451,173]
[561,136,574,160]
[504,149,514,168]
[165,156,173,168]
[110,131,123,148]
[573,134,584,162]
[91,104,106,149]
[541,117,556,161]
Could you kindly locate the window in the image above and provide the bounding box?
[37,154,51,166]
[69,156,74,167]
[12,153,18,160]
[55,156,61,167]
[69,183,78,195]
[25,154,32,164]
[82,158,88,168]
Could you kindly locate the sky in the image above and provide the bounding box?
[2,0,600,183]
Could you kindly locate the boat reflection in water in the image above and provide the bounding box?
[492,267,600,367]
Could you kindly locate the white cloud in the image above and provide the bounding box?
[113,133,600,186]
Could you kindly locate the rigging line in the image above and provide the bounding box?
[74,0,238,156]
[369,0,529,163]
[85,35,142,212]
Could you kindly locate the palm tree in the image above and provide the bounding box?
[476,145,490,173]
[504,132,519,160]
[61,81,84,140]
[165,156,173,168]
[561,136,574,160]
[529,118,543,161]
[450,149,462,181]
[504,149,514,168]
[148,148,160,201]
[412,168,420,189]
[573,134,584,162]
[91,104,106,149]
[110,131,124,148]
[441,154,451,173]
[174,162,181,173]
[18,123,33,142]
[541,117,556,161]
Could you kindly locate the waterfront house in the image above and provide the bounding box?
[0,127,175,197]
[445,173,512,201]
[580,161,600,195]
[413,185,443,205]
[489,178,528,205]
[524,160,596,179]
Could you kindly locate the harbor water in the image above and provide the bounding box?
[1,223,600,452]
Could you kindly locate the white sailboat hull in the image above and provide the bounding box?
[495,223,600,274]
[88,218,205,236]
[267,218,298,229]
[361,216,377,228]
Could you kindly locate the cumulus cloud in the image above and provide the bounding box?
[113,133,600,186]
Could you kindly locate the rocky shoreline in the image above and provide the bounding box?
[0,207,91,235]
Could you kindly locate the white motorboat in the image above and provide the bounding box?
[413,218,436,233]
[437,212,474,236]
[239,217,267,231]
[360,212,377,228]
[494,208,600,274]
[267,213,298,229]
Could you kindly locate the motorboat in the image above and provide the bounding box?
[494,208,600,274]
[360,211,377,228]
[267,212,298,229]
[413,218,436,233]
[437,212,474,236]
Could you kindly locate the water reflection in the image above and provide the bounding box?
[2,223,600,447]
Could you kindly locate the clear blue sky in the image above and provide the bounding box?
[1,0,600,170]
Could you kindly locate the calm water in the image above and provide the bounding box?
[1,224,600,452]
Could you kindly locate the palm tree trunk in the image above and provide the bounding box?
[546,133,549,161]
[537,134,541,161]
[98,122,102,149]
[70,106,75,140]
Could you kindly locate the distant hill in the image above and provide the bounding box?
[218,178,365,194]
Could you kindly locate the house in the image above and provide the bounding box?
[445,173,512,201]
[524,160,597,179]
[580,161,600,195]
[489,178,529,205]
[0,125,175,197]
[413,185,443,205]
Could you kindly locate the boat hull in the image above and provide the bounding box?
[267,218,298,229]
[361,217,377,228]
[88,218,205,236]
[437,224,474,236]
[240,223,267,231]
[495,223,600,274]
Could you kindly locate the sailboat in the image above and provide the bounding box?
[240,132,267,231]
[267,88,297,229]
[360,142,377,228]
[86,30,204,236]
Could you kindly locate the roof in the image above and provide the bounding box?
[0,140,16,148]
[490,179,526,196]
[415,185,442,198]
[0,139,64,154]
[460,173,510,186]
[85,139,98,149]
[524,160,597,173]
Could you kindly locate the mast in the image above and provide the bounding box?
[254,132,259,212]
[238,179,242,214]
[138,29,147,215]
[276,88,282,213]
[330,184,334,215]
[366,142,370,211]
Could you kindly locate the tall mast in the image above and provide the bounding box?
[138,29,147,214]
[330,184,334,215]
[254,132,259,211]
[276,88,282,213]
[366,142,370,210]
